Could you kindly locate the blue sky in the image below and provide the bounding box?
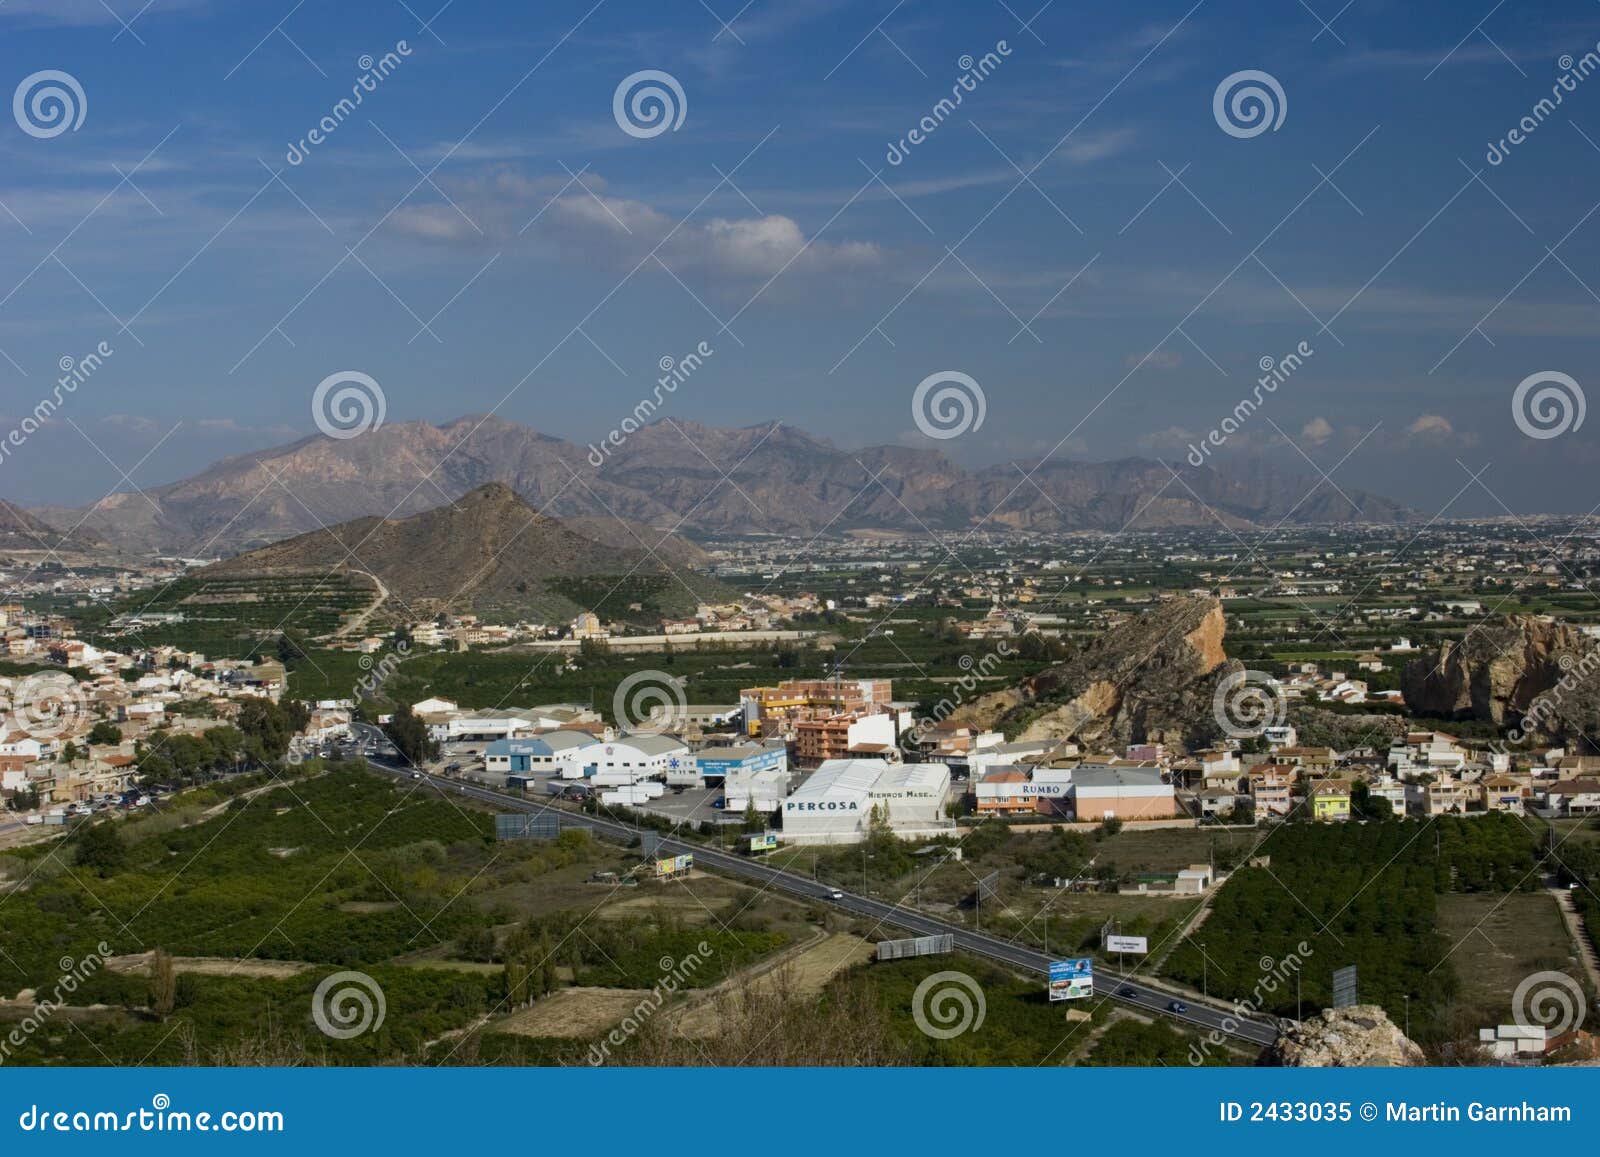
[1,0,1598,516]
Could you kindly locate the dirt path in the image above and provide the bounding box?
[1551,887,1600,992]
[332,569,389,639]
[670,929,872,1037]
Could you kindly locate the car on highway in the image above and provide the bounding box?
[828,890,844,900]
[1117,986,1137,998]
[410,772,421,780]
[1167,1000,1188,1014]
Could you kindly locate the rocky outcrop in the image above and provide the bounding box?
[1271,1005,1425,1067]
[981,596,1235,750]
[1402,616,1600,744]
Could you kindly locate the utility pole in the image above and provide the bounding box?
[1201,942,1209,1000]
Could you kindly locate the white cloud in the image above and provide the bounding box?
[1301,417,1334,445]
[389,170,882,278]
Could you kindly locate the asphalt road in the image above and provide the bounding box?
[367,757,1279,1048]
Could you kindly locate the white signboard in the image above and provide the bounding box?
[1106,935,1149,954]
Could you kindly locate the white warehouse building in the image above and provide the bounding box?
[781,759,952,845]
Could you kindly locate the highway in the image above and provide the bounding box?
[364,751,1279,1048]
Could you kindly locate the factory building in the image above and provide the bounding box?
[781,759,952,845]
[974,765,1073,816]
[1070,763,1175,820]
[486,730,601,776]
[703,743,792,812]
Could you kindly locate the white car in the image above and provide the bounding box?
[828,890,845,901]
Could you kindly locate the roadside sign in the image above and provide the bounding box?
[1106,935,1148,955]
[1049,957,1094,1001]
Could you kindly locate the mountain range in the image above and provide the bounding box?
[21,415,1415,555]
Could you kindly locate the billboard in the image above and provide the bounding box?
[749,833,778,852]
[1105,934,1148,955]
[1049,957,1094,1002]
[655,853,695,878]
[876,934,955,961]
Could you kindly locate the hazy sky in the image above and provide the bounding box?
[0,0,1597,517]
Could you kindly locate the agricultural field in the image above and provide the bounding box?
[0,768,806,1065]
[77,573,376,659]
[1434,892,1577,1031]
[1160,815,1552,1045]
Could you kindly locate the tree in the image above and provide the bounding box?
[60,742,78,767]
[383,703,439,766]
[88,721,123,746]
[7,787,39,812]
[75,822,127,877]
[150,948,176,1020]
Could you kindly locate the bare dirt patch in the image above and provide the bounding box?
[495,987,651,1039]
[674,931,872,1037]
[106,953,309,980]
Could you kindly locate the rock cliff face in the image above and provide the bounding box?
[973,596,1234,749]
[1401,616,1600,743]
[1271,1005,1425,1066]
